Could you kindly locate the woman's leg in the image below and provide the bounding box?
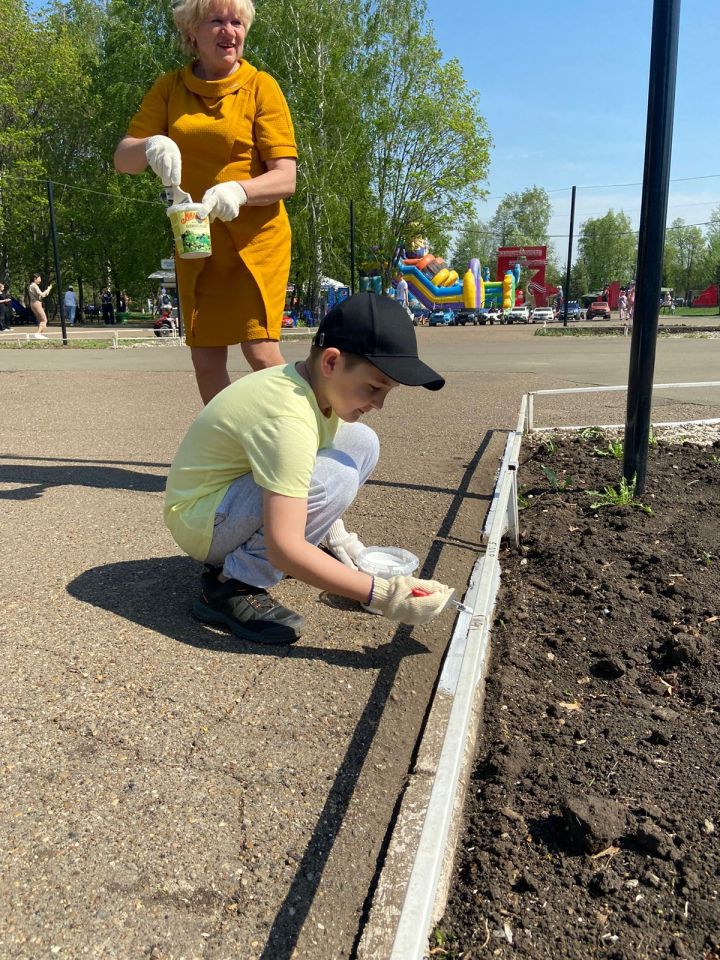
[32,302,47,334]
[241,339,285,371]
[191,346,231,405]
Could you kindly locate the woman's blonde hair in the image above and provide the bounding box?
[173,0,255,56]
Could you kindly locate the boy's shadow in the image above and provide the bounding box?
[67,556,428,669]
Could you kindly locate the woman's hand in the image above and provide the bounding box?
[196,182,248,222]
[144,135,182,187]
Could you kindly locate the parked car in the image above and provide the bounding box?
[531,306,555,324]
[586,300,611,320]
[486,307,502,324]
[558,300,581,321]
[506,305,530,324]
[454,309,480,326]
[428,308,455,326]
[281,310,294,328]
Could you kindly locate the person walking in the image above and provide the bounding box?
[101,287,115,325]
[28,273,52,339]
[0,282,13,331]
[618,288,628,323]
[64,285,78,325]
[113,0,297,404]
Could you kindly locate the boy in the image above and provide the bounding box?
[165,292,454,644]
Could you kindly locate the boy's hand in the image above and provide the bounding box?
[370,576,454,625]
[326,530,365,570]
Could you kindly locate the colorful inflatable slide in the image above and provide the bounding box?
[395,253,518,311]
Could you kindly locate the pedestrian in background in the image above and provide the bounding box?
[28,272,52,339]
[0,282,13,331]
[101,287,115,325]
[618,288,628,323]
[64,285,78,325]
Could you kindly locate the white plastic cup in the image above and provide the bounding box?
[355,546,419,614]
[166,203,211,259]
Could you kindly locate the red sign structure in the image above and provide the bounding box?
[497,245,556,307]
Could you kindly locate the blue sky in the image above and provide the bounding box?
[424,0,719,258]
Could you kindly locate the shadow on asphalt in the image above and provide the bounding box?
[67,554,428,670]
[66,429,496,958]
[0,460,166,499]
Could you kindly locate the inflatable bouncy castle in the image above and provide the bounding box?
[395,250,519,312]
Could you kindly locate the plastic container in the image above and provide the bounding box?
[355,546,419,614]
[167,203,212,259]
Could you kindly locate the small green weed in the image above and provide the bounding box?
[538,436,557,455]
[541,464,572,490]
[698,551,715,567]
[578,426,604,441]
[431,927,460,957]
[648,426,658,447]
[711,455,720,465]
[587,476,653,515]
[593,439,624,459]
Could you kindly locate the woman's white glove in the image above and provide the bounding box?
[196,182,248,222]
[370,576,454,626]
[145,135,182,187]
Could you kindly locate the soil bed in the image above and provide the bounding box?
[438,429,720,959]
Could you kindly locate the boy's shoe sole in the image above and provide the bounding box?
[192,598,304,645]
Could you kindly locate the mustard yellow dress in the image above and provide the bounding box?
[127,61,297,347]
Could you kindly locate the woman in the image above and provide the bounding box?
[28,273,53,339]
[113,0,297,403]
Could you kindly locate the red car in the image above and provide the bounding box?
[281,311,295,328]
[586,300,611,320]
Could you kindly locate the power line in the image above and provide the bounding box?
[0,172,163,206]
[481,172,720,203]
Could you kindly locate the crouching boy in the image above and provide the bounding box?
[164,292,455,644]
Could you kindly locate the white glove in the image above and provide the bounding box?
[370,575,454,626]
[145,135,182,187]
[196,182,248,222]
[325,519,366,570]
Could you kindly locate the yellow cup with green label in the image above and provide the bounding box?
[167,203,212,259]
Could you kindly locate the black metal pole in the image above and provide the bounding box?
[562,185,576,327]
[46,179,68,345]
[349,200,356,295]
[623,0,681,494]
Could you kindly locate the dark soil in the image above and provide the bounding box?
[438,432,720,960]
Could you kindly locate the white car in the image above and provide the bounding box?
[507,305,530,324]
[531,307,554,324]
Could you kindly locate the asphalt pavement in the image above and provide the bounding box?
[1,323,718,960]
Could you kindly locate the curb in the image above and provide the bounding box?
[357,403,525,960]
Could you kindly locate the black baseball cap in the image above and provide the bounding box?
[313,292,445,391]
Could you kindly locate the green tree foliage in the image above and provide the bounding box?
[1,0,490,311]
[663,217,707,298]
[702,206,720,290]
[576,209,637,290]
[489,186,551,247]
[451,217,495,276]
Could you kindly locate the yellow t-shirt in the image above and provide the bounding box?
[164,364,339,561]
